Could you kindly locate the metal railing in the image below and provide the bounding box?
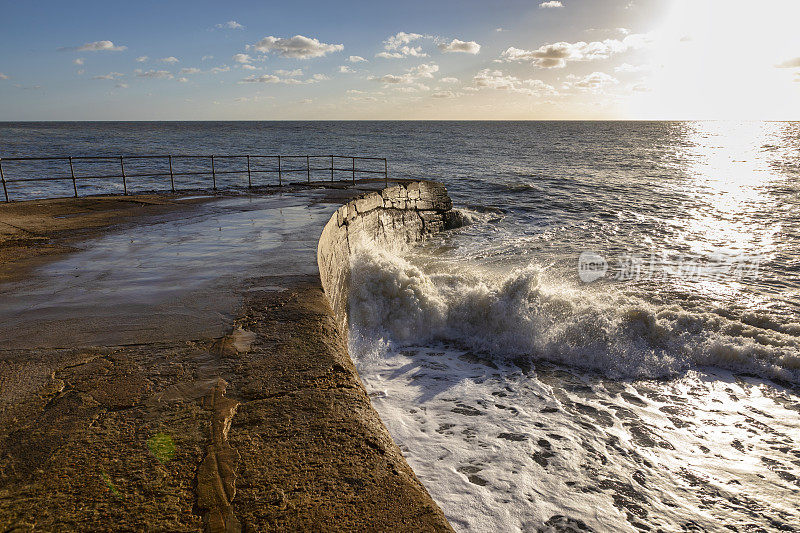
[0,154,389,201]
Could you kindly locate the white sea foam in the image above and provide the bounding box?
[348,245,800,384]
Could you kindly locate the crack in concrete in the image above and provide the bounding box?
[196,378,241,533]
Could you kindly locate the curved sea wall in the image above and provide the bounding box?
[318,180,457,329]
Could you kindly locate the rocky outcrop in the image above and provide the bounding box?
[317,180,458,329]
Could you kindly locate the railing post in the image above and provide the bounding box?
[69,157,78,198]
[119,156,127,195]
[211,155,216,190]
[330,155,334,182]
[384,158,388,187]
[277,156,282,186]
[352,157,355,184]
[306,155,310,184]
[247,155,252,188]
[168,155,175,193]
[0,159,8,202]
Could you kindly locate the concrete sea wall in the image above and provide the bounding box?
[317,180,458,329]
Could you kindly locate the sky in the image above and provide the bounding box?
[1,0,799,120]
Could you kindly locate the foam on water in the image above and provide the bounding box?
[349,246,800,384]
[348,244,800,531]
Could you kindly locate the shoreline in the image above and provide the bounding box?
[0,184,455,531]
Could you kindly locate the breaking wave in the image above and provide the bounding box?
[348,245,800,384]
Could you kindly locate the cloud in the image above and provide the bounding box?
[232,53,252,64]
[73,58,84,65]
[377,32,428,59]
[473,68,557,96]
[180,67,202,74]
[614,62,650,73]
[368,63,439,89]
[160,56,180,64]
[115,82,128,89]
[339,65,354,73]
[431,90,458,98]
[201,55,214,61]
[539,1,564,8]
[178,77,189,83]
[241,64,258,70]
[209,65,230,74]
[438,39,481,54]
[348,55,367,63]
[563,71,618,91]
[76,40,126,52]
[135,69,174,79]
[496,28,505,32]
[440,77,459,83]
[776,57,800,68]
[216,20,244,30]
[92,72,124,80]
[0,73,9,80]
[240,71,328,84]
[251,35,343,59]
[135,56,148,63]
[630,82,651,92]
[500,33,649,68]
[274,69,303,77]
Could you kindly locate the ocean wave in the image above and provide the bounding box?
[348,246,800,383]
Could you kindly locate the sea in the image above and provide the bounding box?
[2,121,799,532]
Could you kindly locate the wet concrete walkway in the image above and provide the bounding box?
[0,192,341,349]
[0,188,453,532]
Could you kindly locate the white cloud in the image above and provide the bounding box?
[73,58,84,65]
[180,67,202,74]
[0,73,9,80]
[614,62,650,73]
[473,68,557,96]
[432,90,458,98]
[240,71,328,84]
[160,56,180,64]
[496,28,505,32]
[377,32,428,59]
[339,65,354,73]
[500,33,649,68]
[776,57,800,68]
[135,69,174,79]
[440,77,459,83]
[232,53,252,64]
[135,56,148,63]
[563,71,618,91]
[369,63,439,89]
[438,39,481,54]
[251,35,343,59]
[241,64,258,70]
[201,55,214,61]
[92,72,124,80]
[115,82,128,89]
[77,40,126,52]
[77,69,84,75]
[630,82,651,92]
[177,77,189,83]
[216,20,244,30]
[348,55,367,63]
[539,1,564,8]
[274,69,303,77]
[210,66,230,74]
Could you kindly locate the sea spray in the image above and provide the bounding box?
[349,245,800,384]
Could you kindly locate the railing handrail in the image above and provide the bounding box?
[0,153,390,202]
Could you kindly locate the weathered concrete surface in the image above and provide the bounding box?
[318,180,458,328]
[0,183,456,531]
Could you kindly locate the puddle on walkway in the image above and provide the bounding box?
[0,191,338,348]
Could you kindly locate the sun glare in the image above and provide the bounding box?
[633,1,800,120]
